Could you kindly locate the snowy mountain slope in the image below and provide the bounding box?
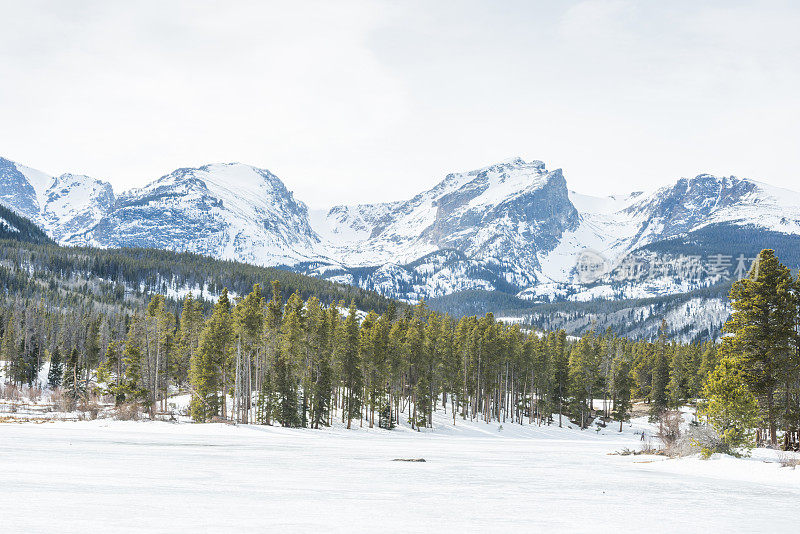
[314,158,579,290]
[535,174,800,287]
[42,173,115,242]
[0,157,47,221]
[0,157,115,241]
[68,163,326,266]
[621,174,800,246]
[536,190,646,283]
[310,201,401,245]
[313,161,800,305]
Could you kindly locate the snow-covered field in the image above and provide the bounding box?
[2,410,799,533]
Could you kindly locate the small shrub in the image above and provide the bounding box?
[79,400,102,420]
[684,424,750,458]
[27,385,43,403]
[52,388,75,412]
[640,439,662,455]
[113,402,141,421]
[778,452,800,469]
[2,383,21,401]
[657,410,683,455]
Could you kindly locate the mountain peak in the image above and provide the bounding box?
[67,160,322,267]
[469,157,545,175]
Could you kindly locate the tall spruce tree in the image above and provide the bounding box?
[338,301,362,429]
[62,347,83,407]
[275,292,304,427]
[650,320,671,422]
[611,357,634,432]
[232,285,265,423]
[569,328,600,428]
[307,297,333,429]
[190,289,233,422]
[176,294,204,387]
[2,313,19,384]
[257,281,284,425]
[47,346,63,389]
[724,249,798,445]
[119,315,150,408]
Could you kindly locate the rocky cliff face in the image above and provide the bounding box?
[314,158,579,292]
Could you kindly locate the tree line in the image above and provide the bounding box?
[2,248,799,454]
[0,279,722,433]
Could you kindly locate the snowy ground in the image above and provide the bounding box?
[2,408,800,533]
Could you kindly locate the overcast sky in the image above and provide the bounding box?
[1,1,799,208]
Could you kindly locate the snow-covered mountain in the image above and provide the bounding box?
[67,163,324,266]
[0,157,114,242]
[314,158,578,284]
[3,154,800,336]
[308,163,800,304]
[520,174,800,303]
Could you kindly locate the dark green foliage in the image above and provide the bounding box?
[649,321,671,421]
[338,302,362,429]
[722,249,800,446]
[0,239,398,317]
[47,347,63,388]
[62,348,84,406]
[0,205,53,245]
[611,357,634,431]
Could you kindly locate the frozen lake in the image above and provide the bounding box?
[2,415,799,532]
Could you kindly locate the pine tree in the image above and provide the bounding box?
[232,285,265,424]
[119,315,150,408]
[360,310,385,428]
[667,345,690,408]
[724,249,798,446]
[407,301,431,428]
[190,289,233,422]
[611,357,634,431]
[62,347,84,407]
[176,294,204,387]
[550,330,569,427]
[530,334,550,424]
[275,292,304,427]
[24,337,43,387]
[47,347,63,389]
[568,328,600,428]
[338,301,362,429]
[97,341,124,403]
[85,317,102,383]
[307,297,333,428]
[694,342,719,395]
[699,355,760,456]
[257,281,283,425]
[2,313,19,384]
[387,315,408,426]
[650,320,670,422]
[145,295,175,414]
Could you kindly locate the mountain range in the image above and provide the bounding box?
[3,154,800,340]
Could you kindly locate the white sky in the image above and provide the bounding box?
[1,0,799,209]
